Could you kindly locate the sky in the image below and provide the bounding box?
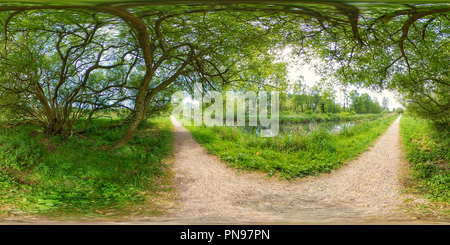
[177,47,405,112]
[281,47,404,111]
[178,62,405,112]
[287,65,404,110]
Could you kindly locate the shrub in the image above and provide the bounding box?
[395,107,404,114]
[0,138,41,170]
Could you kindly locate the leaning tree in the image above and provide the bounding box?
[308,3,450,125]
[5,1,450,148]
[0,10,138,135]
[0,4,296,149]
[0,2,353,150]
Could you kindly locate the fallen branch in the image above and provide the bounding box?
[103,122,125,129]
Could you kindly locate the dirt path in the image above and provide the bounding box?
[165,115,424,223]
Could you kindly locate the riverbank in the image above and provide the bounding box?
[0,117,175,219]
[400,116,450,202]
[165,114,419,223]
[279,113,388,124]
[184,114,399,179]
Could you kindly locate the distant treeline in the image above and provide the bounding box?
[283,83,391,115]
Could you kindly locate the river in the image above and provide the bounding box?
[240,120,358,137]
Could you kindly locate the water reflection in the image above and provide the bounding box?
[241,121,357,137]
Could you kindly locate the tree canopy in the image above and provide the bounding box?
[302,2,450,124]
[0,3,296,149]
[2,1,450,149]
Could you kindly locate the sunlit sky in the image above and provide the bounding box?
[180,63,404,111]
[287,65,404,110]
[280,48,404,110]
[179,48,404,111]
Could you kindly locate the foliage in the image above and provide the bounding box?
[0,10,135,135]
[0,4,294,149]
[286,79,385,115]
[1,1,450,147]
[0,135,41,171]
[304,110,313,116]
[0,117,174,216]
[400,115,450,202]
[278,113,385,124]
[348,90,383,114]
[395,108,404,114]
[304,3,450,125]
[185,114,398,179]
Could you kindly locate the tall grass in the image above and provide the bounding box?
[279,113,385,124]
[400,115,450,202]
[186,114,399,179]
[0,117,174,217]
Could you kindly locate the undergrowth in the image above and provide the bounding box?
[400,115,450,203]
[185,114,399,179]
[0,117,174,218]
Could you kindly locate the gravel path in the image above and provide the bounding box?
[166,115,419,223]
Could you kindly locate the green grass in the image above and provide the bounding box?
[400,115,450,203]
[278,113,386,124]
[184,114,399,179]
[3,0,450,4]
[0,117,174,218]
[181,111,386,126]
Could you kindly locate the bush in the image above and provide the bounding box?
[187,114,399,179]
[0,138,41,170]
[400,115,450,202]
[304,110,313,116]
[395,107,404,114]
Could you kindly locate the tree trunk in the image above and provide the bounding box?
[96,7,155,151]
[98,7,193,151]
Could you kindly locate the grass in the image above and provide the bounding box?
[0,116,174,219]
[278,113,386,124]
[183,113,399,179]
[234,112,386,125]
[400,115,450,203]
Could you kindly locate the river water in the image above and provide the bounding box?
[240,121,357,137]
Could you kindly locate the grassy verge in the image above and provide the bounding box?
[237,113,386,124]
[279,113,386,124]
[0,117,174,219]
[400,115,450,203]
[184,114,399,179]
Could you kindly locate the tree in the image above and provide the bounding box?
[349,90,361,113]
[310,87,321,113]
[306,3,450,124]
[292,77,309,114]
[318,83,336,114]
[341,88,350,113]
[382,97,389,111]
[6,1,450,148]
[346,90,382,114]
[0,4,293,149]
[395,107,404,114]
[370,97,382,114]
[360,93,372,114]
[0,10,136,135]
